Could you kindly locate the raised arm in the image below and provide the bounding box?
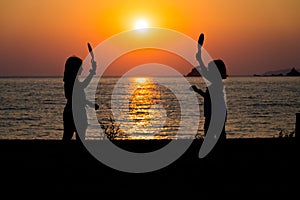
[196,33,209,78]
[81,60,97,88]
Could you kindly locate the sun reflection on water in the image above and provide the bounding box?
[95,77,182,140]
[134,77,148,85]
[125,77,180,139]
[130,78,161,127]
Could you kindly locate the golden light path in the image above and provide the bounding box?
[129,77,165,138]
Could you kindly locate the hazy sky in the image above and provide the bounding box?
[1,0,300,76]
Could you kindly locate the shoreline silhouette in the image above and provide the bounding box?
[0,137,298,195]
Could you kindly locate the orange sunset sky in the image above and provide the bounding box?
[0,0,300,76]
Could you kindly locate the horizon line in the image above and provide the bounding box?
[0,74,255,78]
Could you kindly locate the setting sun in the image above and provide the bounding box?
[134,19,149,29]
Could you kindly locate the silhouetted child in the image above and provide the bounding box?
[191,33,227,142]
[191,34,228,178]
[63,56,99,141]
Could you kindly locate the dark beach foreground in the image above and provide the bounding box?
[0,138,299,196]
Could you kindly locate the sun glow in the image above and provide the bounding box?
[134,19,149,29]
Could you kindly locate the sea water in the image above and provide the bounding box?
[0,77,299,139]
